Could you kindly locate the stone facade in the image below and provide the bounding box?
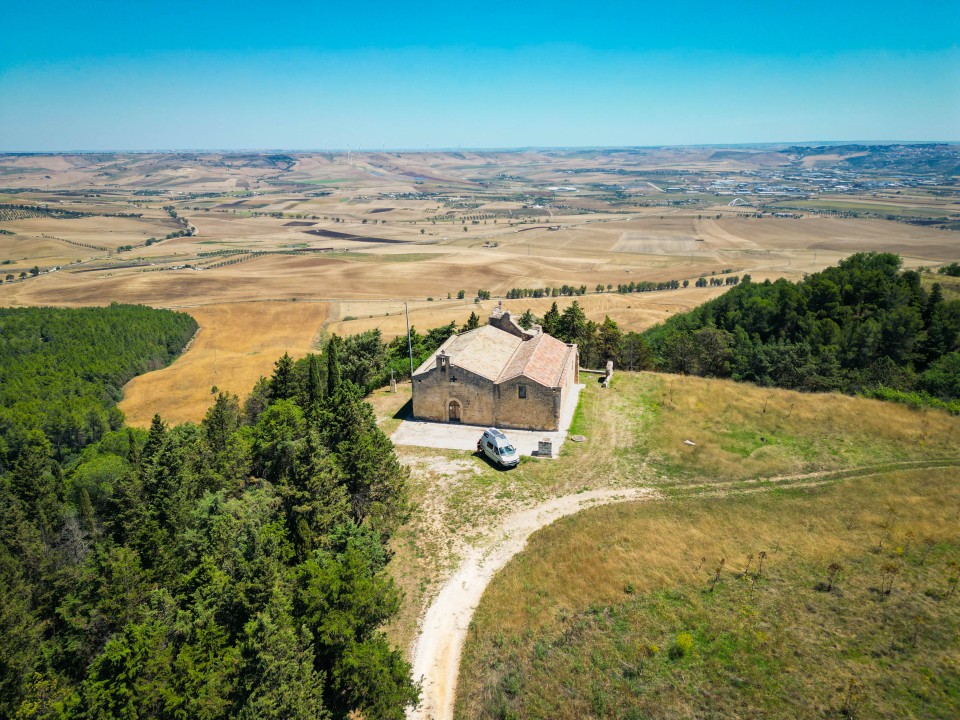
[412,309,579,431]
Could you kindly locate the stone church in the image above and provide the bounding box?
[412,307,579,431]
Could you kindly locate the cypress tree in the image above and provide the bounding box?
[307,354,322,411]
[326,336,342,397]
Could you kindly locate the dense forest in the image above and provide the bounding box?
[498,254,960,411]
[638,253,960,410]
[0,309,418,718]
[0,305,198,467]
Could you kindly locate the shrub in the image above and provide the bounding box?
[669,632,694,659]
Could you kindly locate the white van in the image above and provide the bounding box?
[477,427,520,468]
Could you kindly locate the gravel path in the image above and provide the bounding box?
[406,486,657,720]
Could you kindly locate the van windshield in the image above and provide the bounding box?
[501,445,516,455]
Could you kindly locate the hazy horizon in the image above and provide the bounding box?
[3,140,959,155]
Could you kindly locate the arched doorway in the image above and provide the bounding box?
[448,400,462,423]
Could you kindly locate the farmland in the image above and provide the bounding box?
[1,146,957,422]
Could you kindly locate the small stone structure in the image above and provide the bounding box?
[602,360,614,387]
[412,308,579,431]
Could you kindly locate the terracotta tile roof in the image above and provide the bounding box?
[413,324,574,388]
[496,332,572,386]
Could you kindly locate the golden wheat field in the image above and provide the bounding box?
[118,301,329,426]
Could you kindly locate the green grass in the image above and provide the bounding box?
[771,199,957,219]
[921,272,960,302]
[383,371,960,658]
[456,468,960,719]
[638,373,959,484]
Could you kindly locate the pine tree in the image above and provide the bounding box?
[462,311,480,332]
[558,301,588,345]
[9,430,61,534]
[597,316,623,364]
[141,414,167,465]
[518,309,536,330]
[125,427,141,469]
[203,392,241,456]
[322,387,409,541]
[235,589,328,720]
[244,376,272,425]
[542,302,561,336]
[270,353,296,401]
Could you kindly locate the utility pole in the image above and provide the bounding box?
[405,301,414,381]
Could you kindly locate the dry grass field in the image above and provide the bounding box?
[326,287,730,340]
[118,301,329,426]
[455,467,960,719]
[381,371,960,655]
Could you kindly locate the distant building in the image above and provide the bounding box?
[412,308,579,431]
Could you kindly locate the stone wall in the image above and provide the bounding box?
[413,363,563,431]
[494,375,563,431]
[413,363,497,426]
[488,308,536,340]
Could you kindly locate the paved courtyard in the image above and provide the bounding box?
[391,383,584,457]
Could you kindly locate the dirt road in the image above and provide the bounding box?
[407,486,658,720]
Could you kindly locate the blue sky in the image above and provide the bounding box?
[1,1,957,150]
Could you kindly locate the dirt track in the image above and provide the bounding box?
[407,487,658,720]
[405,458,960,720]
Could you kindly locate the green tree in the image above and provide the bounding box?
[596,316,623,365]
[620,332,655,371]
[462,311,480,332]
[558,301,589,345]
[9,430,61,534]
[0,546,46,716]
[234,588,328,719]
[296,528,418,719]
[244,377,272,425]
[203,392,241,456]
[141,414,167,465]
[270,353,296,401]
[252,400,306,484]
[541,302,561,337]
[326,336,342,398]
[307,354,323,412]
[322,387,409,540]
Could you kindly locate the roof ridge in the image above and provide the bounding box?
[495,333,544,384]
